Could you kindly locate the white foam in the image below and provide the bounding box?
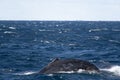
[100,65,120,76]
[39,29,47,31]
[47,74,54,76]
[4,31,15,34]
[68,43,76,46]
[78,69,98,74]
[92,36,100,40]
[59,31,62,33]
[56,24,59,27]
[14,71,37,76]
[89,28,108,32]
[58,71,74,74]
[89,29,101,32]
[39,29,54,32]
[44,40,50,43]
[58,69,97,74]
[9,27,16,29]
[112,29,120,32]
[109,40,120,44]
[77,69,85,73]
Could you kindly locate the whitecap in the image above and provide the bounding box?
[44,40,50,44]
[89,29,101,32]
[9,27,16,30]
[58,31,62,33]
[47,74,54,76]
[112,29,120,32]
[56,24,59,27]
[39,29,46,31]
[68,43,76,46]
[93,36,100,40]
[39,29,54,32]
[14,71,37,76]
[89,28,108,32]
[109,40,120,44]
[100,65,120,76]
[4,31,15,34]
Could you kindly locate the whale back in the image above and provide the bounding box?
[39,58,99,74]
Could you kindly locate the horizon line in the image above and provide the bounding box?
[0,20,120,22]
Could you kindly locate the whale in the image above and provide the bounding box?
[39,58,99,74]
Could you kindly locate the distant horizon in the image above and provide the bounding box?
[0,20,120,22]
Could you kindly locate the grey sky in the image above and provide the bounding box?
[0,0,120,21]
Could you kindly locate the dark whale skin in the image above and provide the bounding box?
[39,58,99,74]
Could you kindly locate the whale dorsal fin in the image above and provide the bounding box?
[39,58,60,73]
[47,58,59,66]
[51,58,59,63]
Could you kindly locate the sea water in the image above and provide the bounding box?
[0,21,120,80]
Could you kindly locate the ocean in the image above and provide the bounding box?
[0,21,120,80]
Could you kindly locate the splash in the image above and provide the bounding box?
[57,69,97,74]
[100,65,120,76]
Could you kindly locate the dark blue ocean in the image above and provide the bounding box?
[0,21,120,80]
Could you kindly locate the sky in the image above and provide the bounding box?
[0,0,120,21]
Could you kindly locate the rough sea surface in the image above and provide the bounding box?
[0,21,120,80]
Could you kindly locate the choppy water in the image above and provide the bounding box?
[0,21,120,80]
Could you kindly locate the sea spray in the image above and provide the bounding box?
[100,65,120,76]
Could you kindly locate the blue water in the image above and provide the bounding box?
[0,21,120,80]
